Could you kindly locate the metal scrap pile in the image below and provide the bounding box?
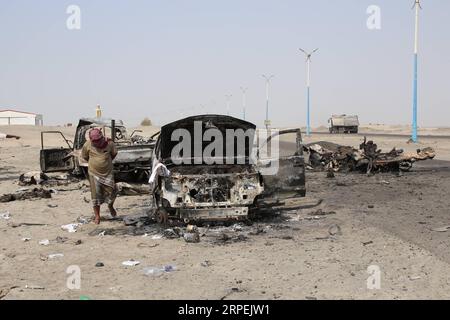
[304,138,436,174]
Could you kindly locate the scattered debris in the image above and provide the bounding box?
[220,287,243,300]
[25,285,45,290]
[328,224,342,236]
[39,239,50,246]
[116,182,150,196]
[9,222,47,228]
[308,209,336,216]
[183,232,200,243]
[137,243,159,248]
[409,275,422,281]
[0,286,18,299]
[163,265,177,272]
[47,204,58,208]
[21,237,32,242]
[61,223,81,233]
[278,235,293,240]
[151,234,163,240]
[183,225,200,243]
[201,260,212,267]
[163,228,182,239]
[304,139,435,174]
[48,253,64,259]
[0,188,53,203]
[248,226,265,235]
[77,216,91,224]
[122,260,140,267]
[362,241,374,246]
[431,226,450,233]
[0,212,11,220]
[75,240,83,245]
[19,172,49,186]
[186,224,198,233]
[122,214,150,226]
[142,265,177,277]
[55,236,68,244]
[142,266,164,277]
[304,215,327,221]
[95,262,105,267]
[0,133,20,140]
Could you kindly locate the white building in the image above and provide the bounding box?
[0,109,43,126]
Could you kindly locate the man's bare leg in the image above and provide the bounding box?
[93,205,101,224]
[108,203,117,217]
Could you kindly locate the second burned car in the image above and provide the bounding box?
[148,115,306,223]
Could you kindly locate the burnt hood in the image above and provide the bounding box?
[159,115,257,164]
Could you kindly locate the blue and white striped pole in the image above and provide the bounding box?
[306,58,311,136]
[412,0,421,143]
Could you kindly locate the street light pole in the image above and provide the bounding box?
[411,0,421,143]
[240,87,248,120]
[262,75,274,129]
[299,48,318,136]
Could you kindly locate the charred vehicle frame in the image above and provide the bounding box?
[148,115,306,223]
[40,118,155,182]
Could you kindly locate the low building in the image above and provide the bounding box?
[0,109,43,126]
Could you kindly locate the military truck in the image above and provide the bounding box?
[40,118,156,182]
[328,115,359,134]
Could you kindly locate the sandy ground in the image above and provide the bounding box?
[2,125,450,300]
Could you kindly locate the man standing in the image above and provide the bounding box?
[81,128,118,224]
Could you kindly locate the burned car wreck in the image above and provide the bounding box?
[149,115,306,223]
[40,118,155,182]
[304,138,436,174]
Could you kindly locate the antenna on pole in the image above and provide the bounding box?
[299,48,319,136]
[240,87,248,120]
[412,0,422,10]
[262,75,275,129]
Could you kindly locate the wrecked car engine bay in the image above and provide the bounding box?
[148,115,306,223]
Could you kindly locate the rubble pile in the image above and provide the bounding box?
[304,138,436,174]
[0,188,53,203]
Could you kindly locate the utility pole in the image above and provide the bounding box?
[411,0,422,143]
[299,48,318,136]
[240,87,248,120]
[225,94,232,116]
[262,75,274,129]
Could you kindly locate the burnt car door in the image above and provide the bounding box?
[256,128,306,206]
[40,131,75,172]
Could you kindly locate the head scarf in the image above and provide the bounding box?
[89,128,108,149]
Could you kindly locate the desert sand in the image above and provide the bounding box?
[1,124,450,300]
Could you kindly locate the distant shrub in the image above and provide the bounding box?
[140,117,152,126]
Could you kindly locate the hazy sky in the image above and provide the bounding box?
[1,0,449,127]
